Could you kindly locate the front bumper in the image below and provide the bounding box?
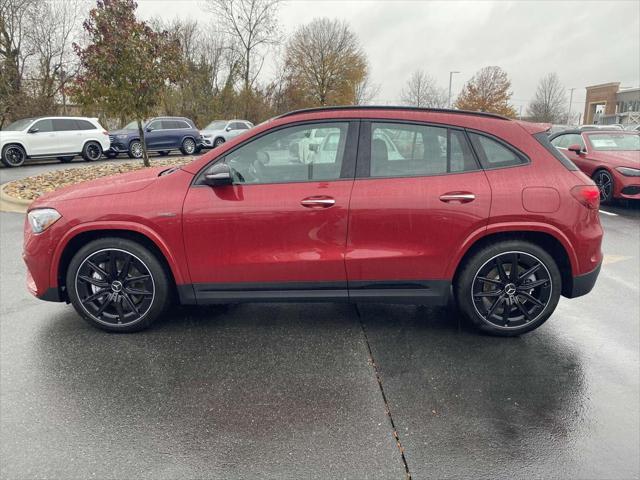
[614,171,640,200]
[566,261,601,298]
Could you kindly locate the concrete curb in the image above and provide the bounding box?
[0,183,32,214]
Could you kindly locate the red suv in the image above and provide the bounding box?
[23,107,603,336]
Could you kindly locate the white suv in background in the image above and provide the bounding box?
[200,119,253,148]
[0,116,111,167]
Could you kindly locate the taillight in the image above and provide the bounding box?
[571,185,600,209]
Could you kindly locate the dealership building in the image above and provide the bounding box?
[583,82,640,126]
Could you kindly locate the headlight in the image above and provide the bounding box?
[27,208,61,234]
[116,134,128,139]
[616,167,640,177]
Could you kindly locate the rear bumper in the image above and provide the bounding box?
[566,261,601,298]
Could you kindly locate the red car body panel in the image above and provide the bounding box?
[24,107,604,306]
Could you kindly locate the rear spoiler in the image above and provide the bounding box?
[515,120,551,135]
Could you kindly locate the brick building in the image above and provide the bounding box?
[584,82,640,125]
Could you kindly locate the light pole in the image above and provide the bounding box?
[448,71,460,108]
[567,87,576,125]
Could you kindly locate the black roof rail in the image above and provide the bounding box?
[275,105,511,121]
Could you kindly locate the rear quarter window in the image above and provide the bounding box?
[468,132,528,169]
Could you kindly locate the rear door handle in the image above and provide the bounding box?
[301,196,335,208]
[439,192,476,203]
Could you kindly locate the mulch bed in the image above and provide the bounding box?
[3,158,192,201]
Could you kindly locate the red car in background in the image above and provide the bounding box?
[23,106,603,336]
[550,130,640,203]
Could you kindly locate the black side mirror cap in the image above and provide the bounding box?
[202,163,233,187]
[27,128,39,134]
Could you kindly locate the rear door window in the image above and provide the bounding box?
[53,119,78,131]
[468,133,528,169]
[369,122,479,177]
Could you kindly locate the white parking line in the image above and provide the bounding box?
[599,209,618,216]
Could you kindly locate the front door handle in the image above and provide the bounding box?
[439,192,476,203]
[301,196,335,208]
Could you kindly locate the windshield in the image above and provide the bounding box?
[204,121,227,130]
[2,118,34,131]
[588,133,640,151]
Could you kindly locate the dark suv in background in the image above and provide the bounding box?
[106,116,203,159]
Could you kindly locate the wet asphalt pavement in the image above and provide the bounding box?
[0,195,638,478]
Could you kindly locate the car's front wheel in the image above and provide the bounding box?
[593,169,614,204]
[82,142,102,161]
[128,141,143,159]
[213,137,225,148]
[180,138,196,155]
[455,240,561,336]
[1,144,27,167]
[66,238,172,332]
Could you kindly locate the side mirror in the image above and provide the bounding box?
[27,127,39,134]
[225,126,232,132]
[145,127,153,132]
[202,163,233,187]
[567,144,583,154]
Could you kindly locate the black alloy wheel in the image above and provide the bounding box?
[471,251,552,329]
[593,170,614,204]
[66,238,171,332]
[82,142,102,161]
[1,145,26,167]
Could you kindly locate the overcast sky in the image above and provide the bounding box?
[136,0,640,116]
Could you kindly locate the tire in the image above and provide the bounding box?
[66,237,172,333]
[158,150,170,156]
[57,156,74,163]
[593,169,614,205]
[213,137,225,148]
[1,144,26,167]
[454,240,561,336]
[180,137,196,155]
[128,140,143,159]
[82,141,102,162]
[105,151,118,159]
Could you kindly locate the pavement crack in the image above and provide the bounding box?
[355,304,412,480]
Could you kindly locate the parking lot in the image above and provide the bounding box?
[0,161,639,479]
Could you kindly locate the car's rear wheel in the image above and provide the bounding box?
[213,137,225,148]
[128,141,143,159]
[455,240,561,336]
[82,142,102,161]
[1,144,26,167]
[180,138,196,155]
[57,156,74,163]
[66,238,171,332]
[593,169,614,204]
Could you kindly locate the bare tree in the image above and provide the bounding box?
[400,70,447,108]
[285,18,368,106]
[354,74,380,105]
[527,72,567,123]
[204,0,280,93]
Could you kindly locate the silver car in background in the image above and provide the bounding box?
[200,119,253,148]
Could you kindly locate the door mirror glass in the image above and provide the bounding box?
[567,144,583,153]
[203,162,233,186]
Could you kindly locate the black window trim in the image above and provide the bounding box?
[192,119,361,187]
[465,128,531,171]
[355,119,483,180]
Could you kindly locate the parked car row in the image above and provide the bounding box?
[0,115,254,167]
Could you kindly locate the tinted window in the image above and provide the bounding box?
[164,120,189,129]
[31,119,53,132]
[75,119,96,130]
[225,122,349,184]
[53,119,78,131]
[148,120,162,130]
[468,133,527,169]
[370,123,478,177]
[230,122,248,130]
